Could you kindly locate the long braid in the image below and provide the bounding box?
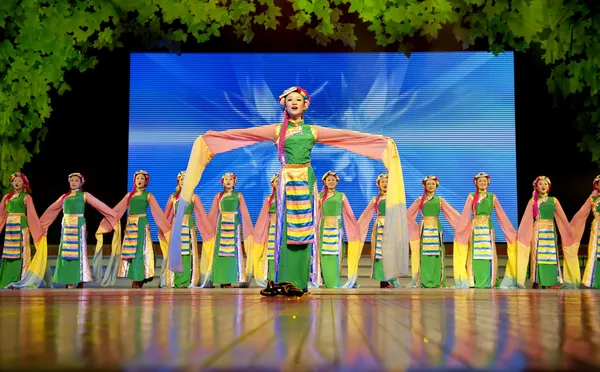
[472,188,480,215]
[321,185,328,205]
[418,188,427,211]
[533,189,540,219]
[277,111,290,162]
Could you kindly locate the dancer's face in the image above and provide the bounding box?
[425,180,437,193]
[178,176,185,188]
[378,177,388,193]
[325,175,338,191]
[285,92,307,120]
[271,177,278,191]
[135,174,147,189]
[536,179,549,195]
[69,176,82,190]
[476,177,489,191]
[11,176,24,191]
[223,175,235,190]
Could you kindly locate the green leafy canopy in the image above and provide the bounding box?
[1,0,598,189]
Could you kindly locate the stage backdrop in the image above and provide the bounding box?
[128,52,517,242]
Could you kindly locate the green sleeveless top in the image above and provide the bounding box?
[220,191,239,212]
[319,191,344,217]
[129,190,149,214]
[268,196,276,214]
[7,193,27,227]
[420,195,441,217]
[173,195,194,214]
[277,122,316,165]
[470,192,494,216]
[375,194,386,217]
[63,190,85,214]
[591,195,600,216]
[536,196,555,219]
[6,193,26,214]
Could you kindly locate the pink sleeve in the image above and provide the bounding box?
[208,194,220,230]
[554,198,576,246]
[164,196,174,225]
[192,194,214,241]
[570,193,596,243]
[203,125,277,155]
[407,198,420,242]
[85,193,119,229]
[238,193,253,241]
[453,195,473,245]
[316,126,389,160]
[517,199,534,247]
[98,194,128,233]
[0,195,7,234]
[254,197,271,246]
[341,194,360,242]
[357,198,376,243]
[40,197,64,234]
[24,195,44,243]
[148,193,171,235]
[440,197,460,230]
[493,196,516,245]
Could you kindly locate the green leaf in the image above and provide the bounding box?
[421,21,441,38]
[347,0,364,13]
[384,7,406,23]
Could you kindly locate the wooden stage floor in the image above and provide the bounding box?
[0,288,599,371]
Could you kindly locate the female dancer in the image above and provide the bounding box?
[407,175,460,288]
[253,174,279,287]
[453,172,517,288]
[96,170,171,288]
[570,175,600,288]
[515,176,579,289]
[355,174,398,288]
[170,86,408,294]
[0,173,44,288]
[40,173,118,288]
[200,172,253,288]
[163,171,213,288]
[317,171,359,288]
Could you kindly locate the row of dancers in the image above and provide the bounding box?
[1,170,600,290]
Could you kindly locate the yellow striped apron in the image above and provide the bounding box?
[266,214,276,260]
[181,214,192,256]
[596,229,600,259]
[218,211,237,257]
[61,214,83,261]
[2,214,24,259]
[472,215,493,260]
[283,163,314,245]
[535,219,557,265]
[421,216,441,256]
[321,216,342,256]
[374,216,385,260]
[121,214,145,260]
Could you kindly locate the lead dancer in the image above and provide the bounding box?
[169,86,409,293]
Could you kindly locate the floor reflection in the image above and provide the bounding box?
[0,289,599,370]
